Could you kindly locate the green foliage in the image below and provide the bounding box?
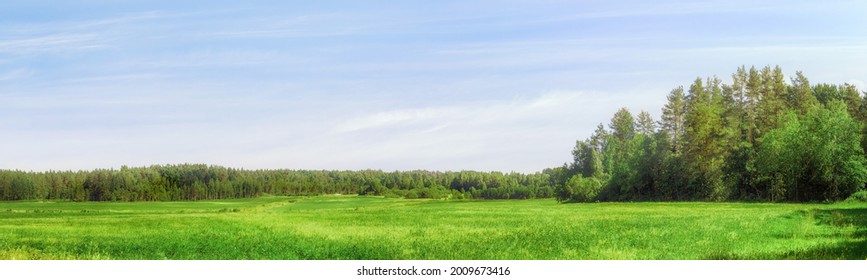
[657,152,690,200]
[636,111,655,136]
[812,83,842,106]
[571,140,604,178]
[660,86,687,154]
[756,66,788,135]
[556,175,603,202]
[603,108,639,199]
[753,113,802,201]
[682,77,727,200]
[844,191,867,203]
[560,65,866,203]
[0,165,554,202]
[609,107,635,147]
[0,172,36,200]
[787,71,817,114]
[752,102,867,201]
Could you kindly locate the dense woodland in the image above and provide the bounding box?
[1,65,865,202]
[554,65,867,202]
[0,165,553,201]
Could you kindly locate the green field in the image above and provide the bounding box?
[1,196,865,260]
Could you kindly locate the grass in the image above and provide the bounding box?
[0,195,865,259]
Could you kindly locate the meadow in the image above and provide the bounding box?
[1,195,865,260]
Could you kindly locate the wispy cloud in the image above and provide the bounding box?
[334,106,461,133]
[332,91,609,137]
[118,51,307,69]
[57,73,168,84]
[0,34,103,55]
[1,11,173,34]
[0,10,190,57]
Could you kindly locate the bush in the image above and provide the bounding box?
[404,189,419,199]
[845,190,867,203]
[557,175,603,203]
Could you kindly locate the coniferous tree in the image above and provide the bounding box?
[636,111,655,136]
[683,77,727,199]
[661,86,687,154]
[788,70,817,115]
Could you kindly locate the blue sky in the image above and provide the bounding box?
[2,0,866,172]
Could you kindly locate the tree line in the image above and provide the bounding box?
[0,164,554,201]
[553,65,867,202]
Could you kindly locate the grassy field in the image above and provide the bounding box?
[1,195,865,260]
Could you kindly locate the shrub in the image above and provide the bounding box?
[845,190,867,203]
[557,175,603,203]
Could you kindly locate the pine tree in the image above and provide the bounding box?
[788,70,817,115]
[661,86,687,154]
[745,66,762,145]
[755,65,788,137]
[683,77,727,199]
[636,111,655,136]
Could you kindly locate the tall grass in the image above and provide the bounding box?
[1,196,864,259]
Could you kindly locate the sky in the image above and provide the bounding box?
[1,0,866,173]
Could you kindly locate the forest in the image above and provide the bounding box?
[0,165,554,201]
[555,65,867,202]
[1,65,865,203]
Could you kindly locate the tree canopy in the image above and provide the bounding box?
[555,65,867,203]
[0,165,554,201]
